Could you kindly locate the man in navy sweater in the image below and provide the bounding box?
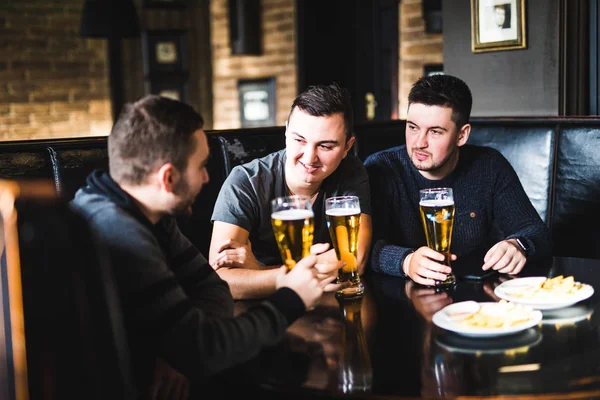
[364,74,551,285]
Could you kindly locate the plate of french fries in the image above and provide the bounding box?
[432,300,543,338]
[494,275,594,310]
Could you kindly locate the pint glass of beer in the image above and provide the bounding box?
[419,188,456,287]
[326,195,364,297]
[271,195,315,270]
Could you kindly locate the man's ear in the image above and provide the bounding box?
[457,123,471,147]
[344,136,356,156]
[157,163,177,193]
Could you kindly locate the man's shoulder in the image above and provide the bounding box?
[70,189,142,234]
[228,149,284,181]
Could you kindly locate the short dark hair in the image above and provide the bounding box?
[408,74,472,129]
[289,82,354,141]
[108,95,204,185]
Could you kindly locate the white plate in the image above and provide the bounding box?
[432,301,543,338]
[494,277,594,310]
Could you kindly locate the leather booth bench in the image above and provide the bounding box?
[1,118,599,259]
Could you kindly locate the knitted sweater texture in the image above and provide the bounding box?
[364,145,552,277]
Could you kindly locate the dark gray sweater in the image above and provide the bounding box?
[364,144,552,277]
[70,170,306,391]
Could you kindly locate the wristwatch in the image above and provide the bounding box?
[514,237,529,256]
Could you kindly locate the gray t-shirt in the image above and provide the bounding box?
[211,149,371,266]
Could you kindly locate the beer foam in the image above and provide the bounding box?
[271,209,314,220]
[325,207,361,216]
[419,199,454,207]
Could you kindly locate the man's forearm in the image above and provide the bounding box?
[216,267,281,299]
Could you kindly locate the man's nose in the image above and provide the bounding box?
[415,131,428,148]
[301,146,318,164]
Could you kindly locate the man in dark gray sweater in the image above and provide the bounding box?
[70,95,335,398]
[364,75,552,285]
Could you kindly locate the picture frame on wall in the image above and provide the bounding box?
[143,0,187,9]
[471,0,526,53]
[238,78,277,128]
[142,30,188,76]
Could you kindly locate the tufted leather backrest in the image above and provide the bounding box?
[0,142,59,192]
[51,137,109,200]
[215,126,286,174]
[552,122,600,259]
[468,120,557,224]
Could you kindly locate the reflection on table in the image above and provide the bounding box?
[232,256,600,398]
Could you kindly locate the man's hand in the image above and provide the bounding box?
[148,358,189,400]
[276,255,335,310]
[404,246,456,286]
[210,239,261,270]
[309,243,346,293]
[482,239,526,275]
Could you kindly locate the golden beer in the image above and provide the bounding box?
[325,196,364,297]
[326,210,361,286]
[419,198,456,286]
[271,209,314,270]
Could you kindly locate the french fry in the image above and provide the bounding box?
[514,275,587,299]
[459,300,534,329]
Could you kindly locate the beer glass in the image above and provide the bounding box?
[271,195,315,270]
[419,188,456,287]
[326,196,364,297]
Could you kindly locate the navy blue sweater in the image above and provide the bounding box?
[364,145,552,277]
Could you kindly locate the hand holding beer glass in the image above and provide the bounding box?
[419,188,456,287]
[326,195,364,297]
[271,195,315,270]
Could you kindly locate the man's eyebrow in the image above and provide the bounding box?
[406,120,448,131]
[289,131,339,145]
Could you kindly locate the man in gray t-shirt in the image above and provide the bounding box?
[209,83,373,299]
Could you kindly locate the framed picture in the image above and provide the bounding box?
[238,78,277,128]
[471,0,526,53]
[143,0,187,8]
[142,30,188,76]
[145,77,189,104]
[424,63,444,76]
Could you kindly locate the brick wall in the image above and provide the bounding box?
[0,0,111,141]
[210,0,296,129]
[399,0,443,118]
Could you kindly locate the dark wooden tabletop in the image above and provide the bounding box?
[230,256,600,399]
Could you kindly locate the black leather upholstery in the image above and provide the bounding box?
[216,126,286,174]
[52,138,109,200]
[0,143,57,191]
[552,122,600,259]
[468,120,557,224]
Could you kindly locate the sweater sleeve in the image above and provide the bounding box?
[160,217,234,318]
[490,152,553,259]
[365,155,411,277]
[87,209,306,383]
